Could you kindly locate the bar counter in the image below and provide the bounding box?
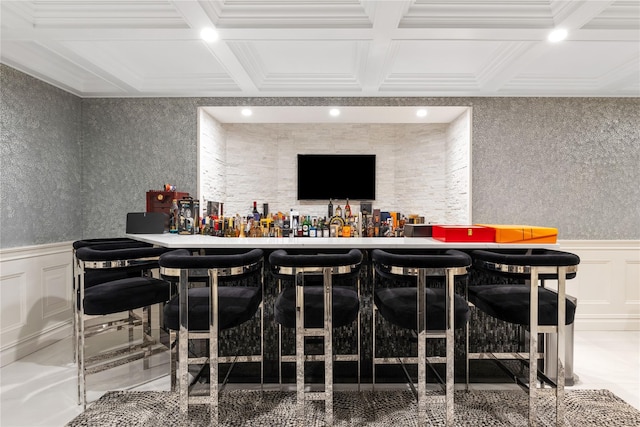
[125,233,558,250]
[124,232,560,385]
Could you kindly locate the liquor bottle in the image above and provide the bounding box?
[302,215,311,237]
[252,201,260,221]
[335,204,342,218]
[328,199,333,218]
[170,199,179,233]
[344,198,351,219]
[310,217,317,237]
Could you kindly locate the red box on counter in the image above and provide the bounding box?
[431,225,495,242]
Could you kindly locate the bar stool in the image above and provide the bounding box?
[371,249,471,427]
[158,248,264,423]
[72,238,151,364]
[74,243,173,408]
[270,248,363,426]
[466,248,579,426]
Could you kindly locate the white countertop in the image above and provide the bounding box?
[125,233,558,250]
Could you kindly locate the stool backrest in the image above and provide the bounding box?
[269,248,363,280]
[159,248,264,283]
[470,249,579,279]
[372,249,471,281]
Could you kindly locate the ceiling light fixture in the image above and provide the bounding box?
[200,27,219,43]
[547,28,568,43]
[241,108,252,117]
[416,109,428,118]
[329,108,341,117]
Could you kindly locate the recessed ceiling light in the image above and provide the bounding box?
[548,29,568,43]
[241,108,252,117]
[200,27,218,42]
[416,109,428,118]
[329,108,341,117]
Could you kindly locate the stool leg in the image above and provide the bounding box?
[209,271,220,424]
[417,270,427,425]
[295,273,305,426]
[170,330,177,392]
[324,267,333,426]
[556,266,567,426]
[446,269,455,427]
[178,269,189,419]
[528,271,539,426]
[142,306,151,370]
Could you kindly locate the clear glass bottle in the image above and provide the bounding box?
[344,198,351,219]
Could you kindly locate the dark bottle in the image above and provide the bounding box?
[252,201,260,221]
[328,199,333,218]
[344,198,351,219]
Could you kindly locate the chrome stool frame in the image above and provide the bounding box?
[270,249,362,426]
[71,238,149,364]
[75,245,171,409]
[159,249,264,424]
[371,249,471,427]
[466,249,579,427]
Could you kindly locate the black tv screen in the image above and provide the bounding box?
[297,154,376,200]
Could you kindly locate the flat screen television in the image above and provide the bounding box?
[297,154,376,200]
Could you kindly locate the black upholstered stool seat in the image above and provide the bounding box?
[375,287,470,331]
[83,276,171,316]
[274,286,359,329]
[468,284,577,326]
[163,285,262,331]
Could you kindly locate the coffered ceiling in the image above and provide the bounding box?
[1,0,639,98]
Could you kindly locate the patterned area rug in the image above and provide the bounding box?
[66,389,640,426]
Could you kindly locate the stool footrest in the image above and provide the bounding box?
[467,352,545,360]
[85,345,165,375]
[304,392,330,401]
[373,356,448,365]
[301,329,330,337]
[281,354,358,362]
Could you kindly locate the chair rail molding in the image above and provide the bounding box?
[0,241,74,367]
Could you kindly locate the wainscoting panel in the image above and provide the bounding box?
[559,240,640,331]
[0,241,73,367]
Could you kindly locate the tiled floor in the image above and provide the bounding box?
[1,330,638,427]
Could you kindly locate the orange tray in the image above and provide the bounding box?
[477,224,557,243]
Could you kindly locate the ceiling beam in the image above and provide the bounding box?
[361,0,411,92]
[479,0,618,93]
[169,0,258,93]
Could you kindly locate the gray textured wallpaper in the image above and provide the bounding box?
[1,64,639,248]
[1,65,82,248]
[471,97,640,239]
